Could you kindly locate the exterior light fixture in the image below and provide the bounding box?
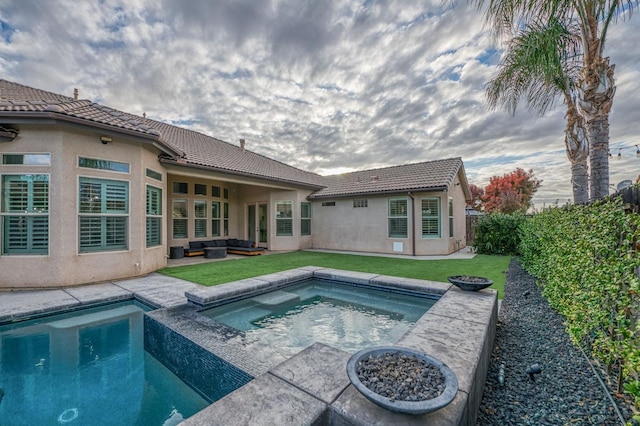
[618,149,622,159]
[100,136,112,144]
[636,145,640,157]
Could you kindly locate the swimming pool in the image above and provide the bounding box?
[0,302,208,426]
[200,278,438,358]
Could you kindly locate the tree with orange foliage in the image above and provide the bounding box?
[481,168,542,214]
[467,183,485,210]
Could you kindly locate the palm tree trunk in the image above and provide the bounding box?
[577,56,615,200]
[587,116,611,199]
[564,95,589,204]
[570,160,589,203]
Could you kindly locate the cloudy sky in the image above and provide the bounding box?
[1,0,638,207]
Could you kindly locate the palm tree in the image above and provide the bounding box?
[477,0,637,200]
[486,18,590,204]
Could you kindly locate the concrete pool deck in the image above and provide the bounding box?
[0,267,497,425]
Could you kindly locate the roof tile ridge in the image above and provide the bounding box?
[0,79,75,102]
[326,157,461,178]
[443,157,463,187]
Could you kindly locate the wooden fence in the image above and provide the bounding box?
[613,185,640,213]
[466,215,480,245]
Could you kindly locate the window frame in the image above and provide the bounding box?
[146,185,162,247]
[421,197,441,238]
[78,156,130,173]
[1,174,50,255]
[78,176,129,253]
[172,182,188,195]
[223,202,229,236]
[194,200,207,238]
[211,201,221,237]
[2,153,51,166]
[145,168,162,181]
[300,202,311,236]
[449,197,454,238]
[194,183,207,196]
[275,200,293,237]
[172,199,188,239]
[388,198,408,238]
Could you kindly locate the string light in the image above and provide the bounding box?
[609,144,640,159]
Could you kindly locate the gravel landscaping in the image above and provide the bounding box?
[477,259,633,425]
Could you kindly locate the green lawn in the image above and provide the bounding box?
[159,251,512,298]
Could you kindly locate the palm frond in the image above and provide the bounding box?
[485,17,582,115]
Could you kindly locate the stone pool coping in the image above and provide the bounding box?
[177,266,497,425]
[0,267,497,425]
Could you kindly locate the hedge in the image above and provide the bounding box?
[519,198,640,412]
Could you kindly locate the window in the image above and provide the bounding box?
[223,202,229,236]
[78,157,129,173]
[301,202,311,236]
[3,153,51,166]
[194,183,207,196]
[449,198,454,238]
[194,200,207,238]
[172,199,188,239]
[223,188,229,199]
[422,198,441,238]
[1,174,49,254]
[211,201,221,237]
[276,201,293,236]
[146,186,162,247]
[145,168,162,181]
[212,186,221,197]
[321,201,335,207]
[172,182,188,194]
[79,177,128,252]
[353,200,368,208]
[388,198,408,238]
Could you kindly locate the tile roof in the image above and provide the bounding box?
[0,80,162,137]
[309,158,465,198]
[0,79,324,188]
[0,79,466,194]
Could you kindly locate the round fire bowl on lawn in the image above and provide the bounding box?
[346,346,458,415]
[447,275,493,291]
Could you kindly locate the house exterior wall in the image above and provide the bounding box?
[311,173,468,256]
[265,189,314,251]
[0,124,167,289]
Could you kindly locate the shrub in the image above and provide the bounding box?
[473,213,526,255]
[519,198,640,411]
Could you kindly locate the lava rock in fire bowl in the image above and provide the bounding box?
[447,275,494,291]
[346,346,459,415]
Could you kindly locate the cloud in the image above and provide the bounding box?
[1,0,639,207]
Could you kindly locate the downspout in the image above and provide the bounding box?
[408,192,416,256]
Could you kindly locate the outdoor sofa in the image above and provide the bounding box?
[183,239,266,256]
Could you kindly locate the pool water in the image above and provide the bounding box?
[0,302,208,426]
[202,279,437,357]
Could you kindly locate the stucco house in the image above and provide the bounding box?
[0,79,470,289]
